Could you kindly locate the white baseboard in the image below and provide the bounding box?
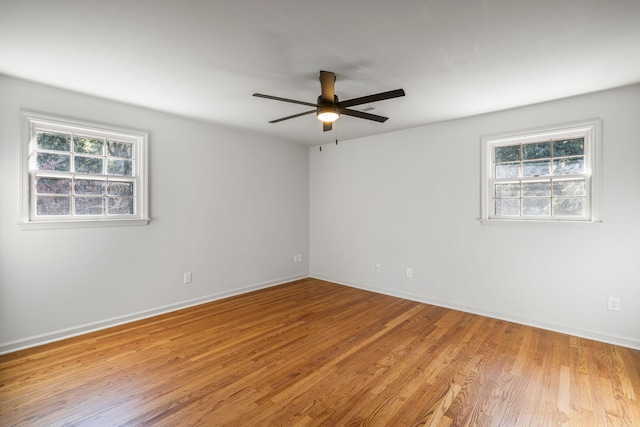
[5,274,636,355]
[0,274,308,355]
[311,274,640,351]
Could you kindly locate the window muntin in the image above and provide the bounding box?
[20,112,149,229]
[481,120,601,223]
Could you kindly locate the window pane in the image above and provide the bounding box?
[36,152,71,171]
[495,183,520,198]
[108,197,134,215]
[74,136,104,155]
[36,177,72,194]
[75,179,106,195]
[522,142,550,160]
[107,181,133,196]
[522,198,550,216]
[108,140,133,158]
[495,198,520,216]
[75,197,105,215]
[552,179,586,196]
[495,145,520,163]
[552,157,584,175]
[553,138,584,157]
[36,196,71,215]
[522,160,550,177]
[107,159,132,176]
[37,132,71,151]
[553,197,585,216]
[522,182,550,197]
[495,163,519,178]
[75,156,104,174]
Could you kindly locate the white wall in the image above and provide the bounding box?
[310,84,640,349]
[0,75,309,353]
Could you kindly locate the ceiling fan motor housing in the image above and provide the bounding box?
[317,95,340,122]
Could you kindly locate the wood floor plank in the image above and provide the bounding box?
[1,278,639,426]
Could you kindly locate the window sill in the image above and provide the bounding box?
[19,218,151,230]
[479,218,602,228]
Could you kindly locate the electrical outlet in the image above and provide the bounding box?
[375,263,381,273]
[184,272,192,284]
[607,296,620,311]
[406,268,413,278]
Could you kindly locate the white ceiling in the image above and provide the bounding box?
[2,0,640,146]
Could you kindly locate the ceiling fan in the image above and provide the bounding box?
[253,71,405,132]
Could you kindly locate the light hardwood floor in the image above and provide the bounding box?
[1,278,639,426]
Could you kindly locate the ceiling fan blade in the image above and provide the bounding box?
[268,110,316,123]
[341,108,388,123]
[323,121,332,132]
[319,71,336,104]
[339,89,405,109]
[253,93,317,107]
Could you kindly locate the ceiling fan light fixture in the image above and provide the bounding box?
[317,106,339,123]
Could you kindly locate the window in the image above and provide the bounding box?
[20,111,149,229]
[481,119,601,224]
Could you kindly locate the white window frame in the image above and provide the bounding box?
[480,119,602,225]
[19,111,150,230]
